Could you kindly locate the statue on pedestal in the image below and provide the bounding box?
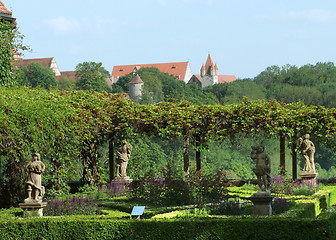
[251,145,271,194]
[116,140,132,179]
[24,152,45,203]
[249,145,273,216]
[298,134,316,173]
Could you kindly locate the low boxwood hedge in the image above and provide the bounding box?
[0,213,335,240]
[1,186,336,240]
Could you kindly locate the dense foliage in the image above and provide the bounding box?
[75,61,111,92]
[112,67,219,104]
[15,62,57,89]
[0,20,28,86]
[0,86,335,206]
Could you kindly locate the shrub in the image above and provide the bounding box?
[292,179,321,196]
[271,175,294,195]
[188,169,228,208]
[44,195,102,216]
[210,197,252,215]
[272,196,294,214]
[96,180,130,199]
[130,166,228,207]
[130,171,190,206]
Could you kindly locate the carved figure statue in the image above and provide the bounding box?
[298,134,316,173]
[24,153,45,203]
[116,140,133,178]
[251,145,271,192]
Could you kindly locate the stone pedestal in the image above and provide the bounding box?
[112,177,133,184]
[248,192,274,216]
[19,201,47,217]
[300,172,318,186]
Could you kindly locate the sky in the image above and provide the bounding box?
[4,0,336,79]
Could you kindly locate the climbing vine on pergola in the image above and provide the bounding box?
[0,87,335,205]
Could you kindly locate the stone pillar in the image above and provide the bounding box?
[248,194,274,216]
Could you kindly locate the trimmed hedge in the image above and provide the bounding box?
[0,214,335,240]
[1,186,336,240]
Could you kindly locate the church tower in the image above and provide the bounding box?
[201,54,218,88]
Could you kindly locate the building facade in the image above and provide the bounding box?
[188,54,237,88]
[111,61,193,84]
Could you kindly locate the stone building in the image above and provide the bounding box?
[188,54,237,88]
[14,57,61,77]
[111,61,193,84]
[128,74,144,102]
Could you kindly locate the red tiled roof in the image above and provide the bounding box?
[129,75,143,84]
[56,71,78,82]
[218,75,237,84]
[0,1,12,16]
[13,58,54,70]
[204,54,214,75]
[112,62,189,81]
[193,74,202,82]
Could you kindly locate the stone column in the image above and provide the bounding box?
[248,194,274,216]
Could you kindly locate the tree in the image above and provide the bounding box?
[0,20,28,86]
[111,74,133,93]
[76,62,111,92]
[205,79,266,104]
[138,67,164,104]
[57,77,76,91]
[318,83,336,108]
[15,62,57,89]
[268,84,322,105]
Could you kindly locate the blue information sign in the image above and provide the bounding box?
[131,206,145,217]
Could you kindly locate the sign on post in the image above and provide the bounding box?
[131,206,145,219]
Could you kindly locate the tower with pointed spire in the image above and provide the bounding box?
[200,54,218,88]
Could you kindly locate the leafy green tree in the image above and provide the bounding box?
[15,62,57,89]
[254,65,281,86]
[0,20,28,86]
[205,79,266,104]
[138,68,164,104]
[58,77,76,91]
[318,83,336,108]
[268,84,322,105]
[76,62,111,92]
[111,74,133,93]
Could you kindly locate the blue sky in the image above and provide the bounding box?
[5,0,336,78]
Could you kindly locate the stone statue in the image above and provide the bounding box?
[24,153,45,203]
[251,145,271,193]
[116,140,133,179]
[298,134,316,173]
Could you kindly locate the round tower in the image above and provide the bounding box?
[128,75,144,102]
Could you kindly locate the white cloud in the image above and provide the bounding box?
[46,16,80,34]
[46,16,116,35]
[282,9,335,24]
